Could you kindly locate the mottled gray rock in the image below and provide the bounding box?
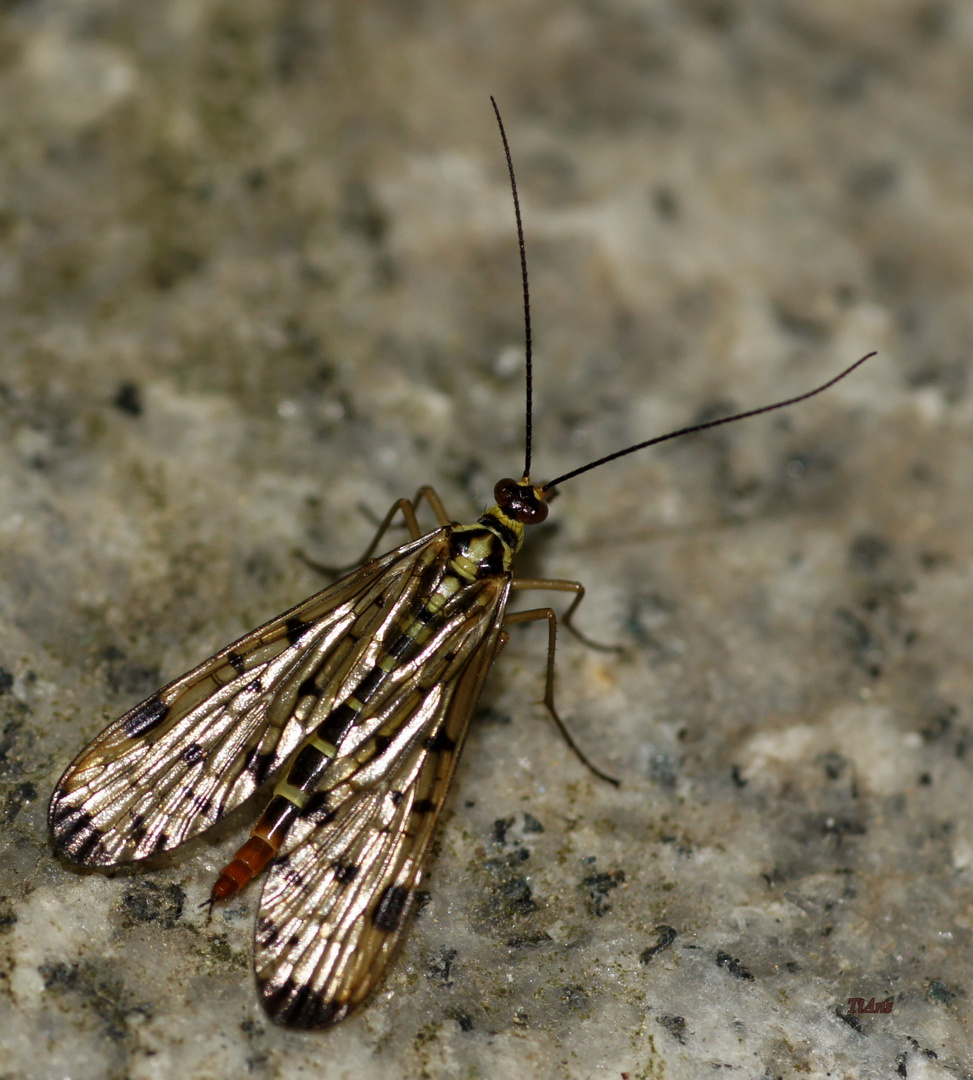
[1,2,971,1077]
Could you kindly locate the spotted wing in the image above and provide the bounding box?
[49,531,447,866]
[254,577,510,1028]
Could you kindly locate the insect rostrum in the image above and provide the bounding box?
[49,100,871,1029]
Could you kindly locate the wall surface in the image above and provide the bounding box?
[1,2,971,1077]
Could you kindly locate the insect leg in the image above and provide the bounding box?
[298,487,451,576]
[504,604,620,786]
[412,485,452,526]
[351,486,452,549]
[511,577,622,652]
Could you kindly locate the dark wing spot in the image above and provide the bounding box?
[49,805,104,863]
[298,676,323,700]
[181,742,204,765]
[285,617,310,645]
[373,734,392,756]
[227,651,246,675]
[130,814,147,844]
[389,790,404,807]
[190,795,212,817]
[244,679,263,696]
[424,730,456,753]
[262,979,346,1029]
[301,791,335,824]
[244,748,275,785]
[412,798,437,815]
[48,797,76,830]
[150,832,171,856]
[72,827,104,863]
[52,809,105,864]
[122,694,170,738]
[281,866,304,889]
[332,861,360,885]
[372,884,411,933]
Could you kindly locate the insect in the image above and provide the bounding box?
[49,99,872,1029]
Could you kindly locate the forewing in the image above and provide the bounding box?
[254,579,510,1028]
[49,532,445,866]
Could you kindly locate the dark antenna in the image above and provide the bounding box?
[491,96,535,481]
[488,99,873,494]
[542,351,874,492]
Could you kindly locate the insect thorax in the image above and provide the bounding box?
[447,506,525,579]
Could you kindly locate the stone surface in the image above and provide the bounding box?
[1,2,971,1077]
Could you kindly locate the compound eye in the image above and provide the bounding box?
[494,478,549,524]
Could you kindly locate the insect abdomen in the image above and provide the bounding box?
[209,539,507,904]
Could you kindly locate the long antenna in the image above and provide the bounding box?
[542,351,875,491]
[491,96,534,481]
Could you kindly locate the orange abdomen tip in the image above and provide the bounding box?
[210,835,276,903]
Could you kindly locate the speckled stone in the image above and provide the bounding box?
[1,2,972,1078]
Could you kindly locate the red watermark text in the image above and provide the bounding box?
[847,997,894,1014]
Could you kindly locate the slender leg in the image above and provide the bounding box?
[504,606,620,787]
[414,485,453,527]
[298,486,452,577]
[511,577,623,653]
